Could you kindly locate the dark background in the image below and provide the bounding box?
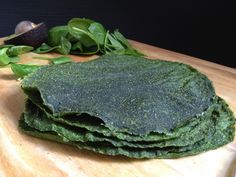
[0,0,235,68]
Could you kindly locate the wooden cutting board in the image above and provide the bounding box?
[0,40,236,177]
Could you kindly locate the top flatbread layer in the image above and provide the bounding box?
[22,55,215,135]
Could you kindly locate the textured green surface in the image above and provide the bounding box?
[24,99,218,147]
[22,55,215,135]
[21,100,213,148]
[27,97,211,142]
[20,97,235,158]
[19,55,235,158]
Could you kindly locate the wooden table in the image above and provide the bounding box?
[0,41,235,177]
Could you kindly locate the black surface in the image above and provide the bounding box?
[0,0,235,67]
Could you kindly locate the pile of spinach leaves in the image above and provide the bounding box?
[35,18,143,56]
[1,17,143,78]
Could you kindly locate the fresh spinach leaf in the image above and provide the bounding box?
[34,43,59,54]
[68,18,94,35]
[33,55,72,65]
[107,30,144,57]
[47,26,69,47]
[56,36,71,55]
[0,44,14,49]
[50,56,72,65]
[107,33,124,50]
[9,56,20,63]
[0,48,10,66]
[10,63,40,78]
[68,18,99,54]
[7,46,34,57]
[113,30,132,48]
[33,56,53,60]
[71,41,83,52]
[88,22,106,46]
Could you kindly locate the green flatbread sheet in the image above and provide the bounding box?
[19,97,235,158]
[22,55,215,135]
[22,99,219,148]
[19,54,235,159]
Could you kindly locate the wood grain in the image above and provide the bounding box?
[0,41,235,177]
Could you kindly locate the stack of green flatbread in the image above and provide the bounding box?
[19,55,235,158]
